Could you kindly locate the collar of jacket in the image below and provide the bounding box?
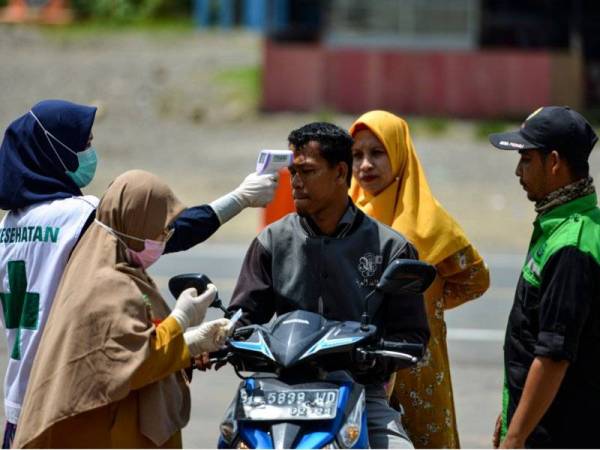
[301,198,361,238]
[535,192,598,238]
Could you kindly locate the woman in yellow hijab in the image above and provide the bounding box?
[349,111,490,448]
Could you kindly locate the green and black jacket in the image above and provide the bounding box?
[502,193,600,448]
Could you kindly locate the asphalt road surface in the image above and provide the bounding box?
[0,244,520,448]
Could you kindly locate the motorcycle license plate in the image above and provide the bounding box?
[238,389,339,421]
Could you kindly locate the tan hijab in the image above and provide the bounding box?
[14,170,187,448]
[349,110,469,265]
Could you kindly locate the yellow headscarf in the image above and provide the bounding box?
[349,110,469,265]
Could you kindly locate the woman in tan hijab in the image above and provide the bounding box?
[349,111,490,448]
[13,170,230,448]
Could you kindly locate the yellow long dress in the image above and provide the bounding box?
[390,246,489,448]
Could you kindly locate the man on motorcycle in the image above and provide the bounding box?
[228,122,430,449]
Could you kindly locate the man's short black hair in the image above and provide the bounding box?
[288,122,354,186]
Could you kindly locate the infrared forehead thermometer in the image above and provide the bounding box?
[256,149,293,175]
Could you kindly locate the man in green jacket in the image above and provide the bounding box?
[489,106,599,449]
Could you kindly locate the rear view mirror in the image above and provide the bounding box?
[376,259,436,295]
[168,273,226,312]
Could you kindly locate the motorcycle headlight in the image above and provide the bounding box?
[337,390,366,448]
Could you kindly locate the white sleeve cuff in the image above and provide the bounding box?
[209,192,245,225]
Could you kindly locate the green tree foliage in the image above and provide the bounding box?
[70,0,191,22]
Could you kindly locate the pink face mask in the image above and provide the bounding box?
[95,220,171,269]
[126,240,166,269]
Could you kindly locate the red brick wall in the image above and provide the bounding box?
[262,39,582,118]
[262,40,326,111]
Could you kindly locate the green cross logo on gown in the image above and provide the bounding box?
[0,261,39,360]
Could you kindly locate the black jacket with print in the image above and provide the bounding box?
[227,203,430,386]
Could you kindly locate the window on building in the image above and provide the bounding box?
[325,0,480,49]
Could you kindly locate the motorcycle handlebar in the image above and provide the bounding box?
[208,348,229,361]
[379,341,424,358]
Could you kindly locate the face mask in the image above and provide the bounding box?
[66,146,97,188]
[29,110,98,187]
[95,219,170,269]
[126,240,166,270]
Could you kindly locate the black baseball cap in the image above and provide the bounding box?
[489,106,598,160]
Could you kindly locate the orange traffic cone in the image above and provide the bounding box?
[262,169,295,229]
[40,0,73,25]
[0,0,30,23]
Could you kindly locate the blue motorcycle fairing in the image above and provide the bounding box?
[299,329,365,361]
[238,424,274,448]
[230,311,376,370]
[231,331,276,361]
[294,382,350,448]
[356,410,369,449]
[236,381,273,450]
[214,310,384,449]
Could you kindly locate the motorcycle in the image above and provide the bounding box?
[169,258,436,449]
